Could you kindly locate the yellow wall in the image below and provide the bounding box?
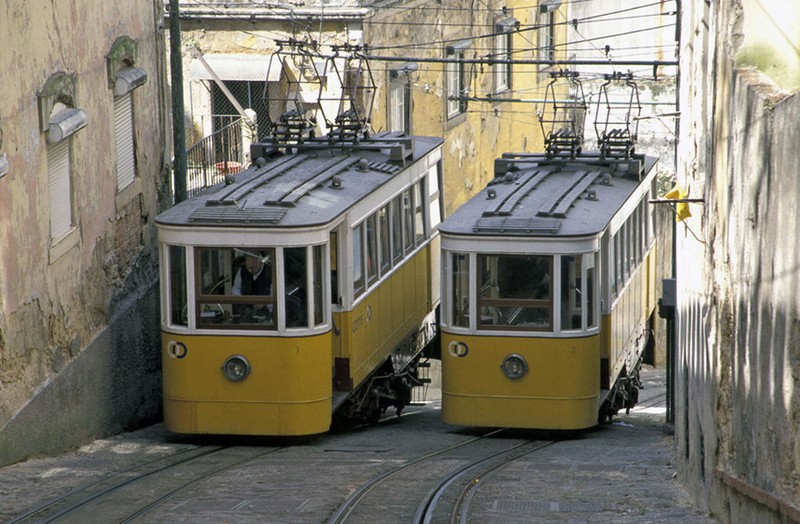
[365,0,568,215]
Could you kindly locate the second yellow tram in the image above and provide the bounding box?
[439,152,659,430]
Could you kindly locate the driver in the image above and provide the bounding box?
[232,253,271,296]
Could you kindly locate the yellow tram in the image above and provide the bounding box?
[156,133,444,435]
[439,151,659,430]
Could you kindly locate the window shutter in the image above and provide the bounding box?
[115,93,135,191]
[48,140,72,240]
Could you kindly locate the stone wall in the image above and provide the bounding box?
[0,1,170,465]
[675,0,800,520]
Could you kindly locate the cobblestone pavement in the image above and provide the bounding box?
[0,365,718,523]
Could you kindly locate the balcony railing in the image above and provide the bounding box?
[186,116,250,198]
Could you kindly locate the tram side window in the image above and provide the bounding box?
[451,252,470,327]
[330,232,339,305]
[642,200,649,252]
[632,206,640,265]
[622,223,630,280]
[414,180,425,246]
[196,247,276,329]
[649,180,657,243]
[612,234,620,296]
[638,202,646,262]
[313,245,324,325]
[560,255,582,331]
[284,247,308,328]
[478,254,552,331]
[402,188,414,253]
[429,165,442,230]
[391,195,403,262]
[379,205,391,274]
[169,245,187,327]
[353,225,365,298]
[366,215,378,285]
[587,256,596,329]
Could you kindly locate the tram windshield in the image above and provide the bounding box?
[478,254,553,331]
[446,251,597,333]
[168,245,326,331]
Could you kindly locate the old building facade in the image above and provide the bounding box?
[0,2,171,465]
[676,0,800,521]
[173,0,566,213]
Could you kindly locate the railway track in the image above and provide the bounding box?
[9,445,283,523]
[327,429,554,524]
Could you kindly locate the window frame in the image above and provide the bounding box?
[494,18,517,95]
[388,71,412,134]
[446,40,471,120]
[537,6,557,67]
[476,253,554,332]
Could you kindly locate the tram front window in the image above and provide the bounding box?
[195,247,277,329]
[477,254,553,331]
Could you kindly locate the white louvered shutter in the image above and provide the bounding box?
[114,93,135,191]
[48,140,72,240]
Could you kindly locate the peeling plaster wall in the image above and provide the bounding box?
[365,0,557,215]
[0,0,170,465]
[677,0,800,521]
[179,0,559,218]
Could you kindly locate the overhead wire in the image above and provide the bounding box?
[179,0,678,127]
[180,0,676,65]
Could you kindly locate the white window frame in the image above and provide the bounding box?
[389,78,408,134]
[446,40,471,120]
[495,19,517,94]
[537,4,558,66]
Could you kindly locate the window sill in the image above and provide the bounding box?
[444,111,467,131]
[49,226,80,264]
[116,177,142,210]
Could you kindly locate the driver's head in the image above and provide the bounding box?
[244,254,264,275]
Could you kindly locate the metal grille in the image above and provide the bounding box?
[184,79,270,197]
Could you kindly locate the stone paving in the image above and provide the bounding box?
[0,365,718,523]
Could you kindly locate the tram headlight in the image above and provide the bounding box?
[222,355,251,382]
[500,354,528,380]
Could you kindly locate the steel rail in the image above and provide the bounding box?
[325,428,507,524]
[415,441,555,524]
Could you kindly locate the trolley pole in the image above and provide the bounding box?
[168,0,187,203]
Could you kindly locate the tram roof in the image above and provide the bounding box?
[439,152,658,239]
[156,133,443,229]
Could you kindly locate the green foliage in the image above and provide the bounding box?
[735,42,800,92]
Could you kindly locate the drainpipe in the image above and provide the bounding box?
[169,0,187,203]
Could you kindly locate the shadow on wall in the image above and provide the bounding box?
[0,258,162,467]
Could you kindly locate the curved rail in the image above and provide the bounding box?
[417,441,555,524]
[326,429,507,524]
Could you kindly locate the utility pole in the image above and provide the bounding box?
[169,0,187,203]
